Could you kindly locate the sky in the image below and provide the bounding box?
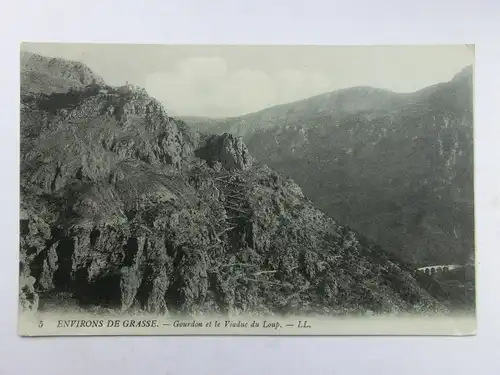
[20,43,474,118]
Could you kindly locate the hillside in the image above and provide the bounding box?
[19,53,451,316]
[187,66,474,266]
[20,51,106,95]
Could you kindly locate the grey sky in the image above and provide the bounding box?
[21,43,474,118]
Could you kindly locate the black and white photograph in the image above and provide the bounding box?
[18,43,475,335]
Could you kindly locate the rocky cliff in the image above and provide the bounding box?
[19,53,449,316]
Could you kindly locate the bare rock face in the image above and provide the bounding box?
[21,84,195,196]
[19,274,39,311]
[196,133,254,171]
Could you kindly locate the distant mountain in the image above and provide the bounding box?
[19,53,450,316]
[184,66,474,266]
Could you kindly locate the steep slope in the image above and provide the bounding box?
[189,66,474,266]
[19,55,450,316]
[20,51,106,95]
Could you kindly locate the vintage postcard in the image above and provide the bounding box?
[18,43,476,336]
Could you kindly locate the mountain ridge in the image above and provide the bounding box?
[181,64,473,134]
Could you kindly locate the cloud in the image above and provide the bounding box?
[145,57,335,117]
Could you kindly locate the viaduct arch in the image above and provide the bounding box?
[417,265,463,276]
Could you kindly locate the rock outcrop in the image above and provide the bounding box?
[19,53,450,317]
[196,133,254,171]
